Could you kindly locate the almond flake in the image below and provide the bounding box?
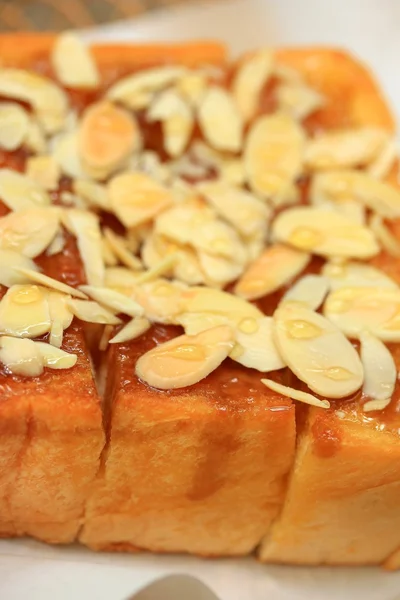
[0,336,43,377]
[234,316,286,372]
[52,32,99,89]
[147,89,193,157]
[103,228,142,271]
[104,267,142,289]
[261,378,330,409]
[272,206,379,259]
[311,170,400,219]
[0,103,29,150]
[323,286,400,342]
[367,138,397,179]
[0,284,50,338]
[0,69,68,133]
[0,168,50,211]
[134,253,179,284]
[63,209,104,287]
[109,317,150,344]
[305,128,388,170]
[177,312,228,335]
[79,101,140,180]
[273,301,363,398]
[142,234,204,286]
[107,66,187,110]
[322,261,398,291]
[282,274,329,310]
[46,229,66,256]
[131,278,187,324]
[360,331,396,411]
[80,285,144,317]
[24,118,47,154]
[108,171,174,228]
[197,180,271,238]
[0,208,59,258]
[198,86,243,152]
[245,113,304,202]
[198,251,244,288]
[369,213,400,258]
[315,198,366,225]
[35,341,77,370]
[234,243,310,301]
[26,155,60,191]
[176,72,207,107]
[14,268,87,299]
[130,150,171,183]
[52,131,85,179]
[136,325,235,390]
[0,250,39,288]
[232,49,273,121]
[73,179,109,211]
[102,238,118,267]
[47,290,73,348]
[276,82,323,120]
[67,298,121,325]
[99,324,113,351]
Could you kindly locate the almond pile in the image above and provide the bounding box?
[0,33,399,414]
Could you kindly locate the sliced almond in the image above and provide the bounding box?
[0,284,50,338]
[198,86,243,152]
[26,155,60,191]
[369,213,400,258]
[0,336,43,377]
[323,286,400,342]
[367,138,397,180]
[108,171,173,228]
[107,66,187,110]
[136,325,235,390]
[176,71,207,107]
[198,251,244,288]
[14,268,87,299]
[177,312,228,335]
[234,243,310,301]
[0,208,59,258]
[305,128,387,170]
[272,206,379,259]
[109,316,150,344]
[0,168,50,211]
[51,130,85,179]
[63,209,104,287]
[47,290,73,348]
[261,378,330,409]
[273,301,363,398]
[35,341,77,370]
[147,89,193,157]
[131,278,187,324]
[52,32,99,89]
[245,113,304,202]
[73,179,109,211]
[46,229,65,256]
[360,331,396,412]
[315,198,366,225]
[322,261,398,291]
[104,266,142,289]
[103,228,142,271]
[67,298,121,325]
[102,238,118,266]
[276,82,323,120]
[0,69,68,133]
[232,49,273,121]
[134,253,179,284]
[0,102,29,150]
[80,285,144,317]
[99,324,113,351]
[281,274,329,310]
[24,118,47,154]
[233,316,286,372]
[0,250,39,288]
[79,101,140,180]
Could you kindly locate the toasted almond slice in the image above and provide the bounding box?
[99,324,113,351]
[15,268,87,299]
[107,66,187,110]
[26,155,60,191]
[176,72,207,107]
[80,285,144,317]
[0,208,59,258]
[147,89,193,157]
[219,159,246,186]
[0,250,39,288]
[63,209,104,287]
[367,138,397,179]
[276,82,323,120]
[131,278,187,324]
[0,102,29,150]
[108,171,174,228]
[47,290,73,348]
[369,213,400,258]
[261,378,330,409]
[322,261,398,291]
[24,118,47,154]
[0,284,50,338]
[273,301,363,398]
[232,49,273,121]
[234,243,310,301]
[103,228,142,271]
[104,267,142,289]
[73,179,109,211]
[198,251,244,288]
[272,206,379,259]
[0,168,50,211]
[233,316,286,372]
[360,331,396,411]
[46,229,65,256]
[52,32,99,89]
[177,312,228,335]
[35,341,77,370]
[311,170,400,218]
[305,128,387,170]
[282,274,329,310]
[102,238,119,267]
[134,253,179,284]
[0,336,43,377]
[109,316,151,344]
[79,101,140,180]
[198,86,243,152]
[130,150,172,183]
[323,286,400,342]
[136,325,235,390]
[67,298,122,325]
[315,198,366,225]
[197,180,271,238]
[51,130,85,179]
[245,113,304,201]
[0,69,68,134]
